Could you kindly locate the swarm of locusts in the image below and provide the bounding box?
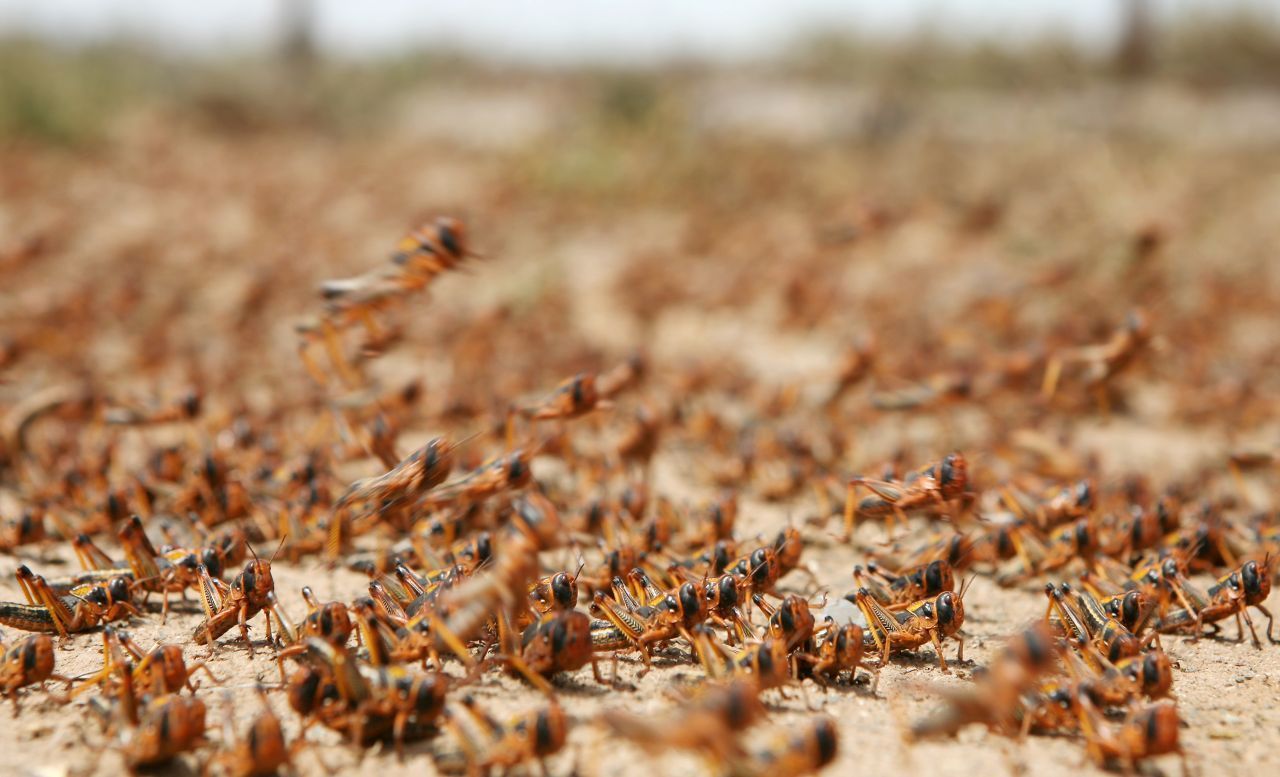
[1,214,1279,777]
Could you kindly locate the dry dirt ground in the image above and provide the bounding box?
[5,487,1280,777]
[2,73,1280,777]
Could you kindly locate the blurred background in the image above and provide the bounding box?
[4,1,1280,145]
[2,0,1279,459]
[4,1,1280,64]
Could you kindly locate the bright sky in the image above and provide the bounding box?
[0,1,1275,62]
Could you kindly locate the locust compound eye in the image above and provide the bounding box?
[534,709,557,752]
[438,221,463,257]
[290,669,323,713]
[202,549,224,579]
[756,644,775,675]
[936,593,956,627]
[1143,653,1162,690]
[1075,480,1093,507]
[415,680,440,712]
[713,542,732,571]
[939,455,957,486]
[507,456,527,484]
[815,718,839,765]
[779,600,796,633]
[724,684,754,728]
[1024,628,1050,668]
[1075,522,1092,549]
[925,561,945,594]
[718,576,738,607]
[552,573,575,607]
[679,583,700,615]
[1242,561,1262,597]
[1121,592,1143,626]
[750,549,770,585]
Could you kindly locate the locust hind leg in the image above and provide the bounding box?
[441,709,483,777]
[14,567,40,606]
[69,633,116,698]
[185,659,221,692]
[890,506,911,541]
[320,319,361,388]
[608,651,629,689]
[298,334,332,386]
[842,481,858,542]
[1041,357,1063,399]
[872,636,893,694]
[195,565,224,620]
[588,653,607,686]
[392,709,409,762]
[28,576,73,641]
[430,616,476,670]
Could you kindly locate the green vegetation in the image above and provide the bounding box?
[789,7,1280,88]
[1,7,1278,147]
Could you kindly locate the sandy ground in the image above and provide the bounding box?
[2,72,1280,777]
[3,496,1279,777]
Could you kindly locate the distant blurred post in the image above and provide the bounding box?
[1115,0,1153,78]
[280,0,317,75]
